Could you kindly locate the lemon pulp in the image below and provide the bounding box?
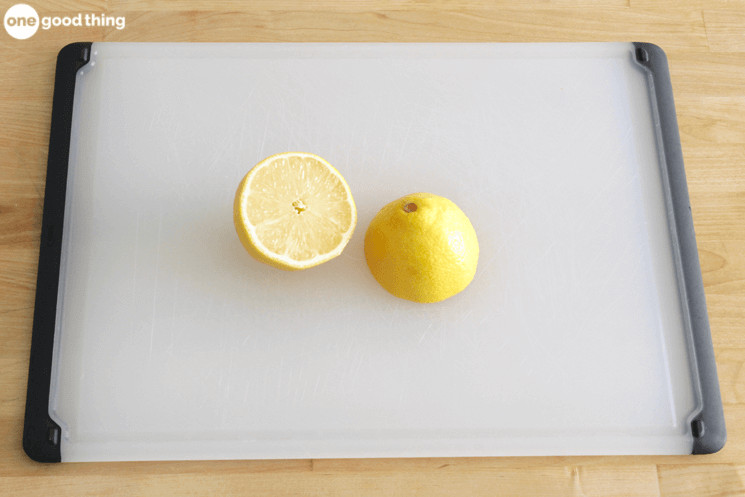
[234,152,357,270]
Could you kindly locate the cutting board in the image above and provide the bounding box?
[23,42,725,462]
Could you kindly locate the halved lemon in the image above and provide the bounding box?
[365,193,479,303]
[233,152,357,270]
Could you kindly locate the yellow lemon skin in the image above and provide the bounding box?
[364,193,479,303]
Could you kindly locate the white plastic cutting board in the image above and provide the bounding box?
[51,43,699,461]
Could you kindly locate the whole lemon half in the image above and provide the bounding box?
[234,152,357,271]
[364,193,479,303]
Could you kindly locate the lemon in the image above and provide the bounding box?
[234,152,357,270]
[364,193,479,303]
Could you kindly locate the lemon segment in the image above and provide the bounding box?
[364,193,479,303]
[234,152,357,270]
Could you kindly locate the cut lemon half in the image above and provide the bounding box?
[364,193,479,303]
[234,152,357,271]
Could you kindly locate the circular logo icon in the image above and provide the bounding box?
[4,4,39,40]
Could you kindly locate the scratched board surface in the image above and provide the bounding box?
[50,43,698,461]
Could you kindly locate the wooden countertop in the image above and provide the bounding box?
[1,1,743,495]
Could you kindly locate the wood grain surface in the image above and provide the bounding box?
[1,1,744,495]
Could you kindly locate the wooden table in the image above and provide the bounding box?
[1,1,743,495]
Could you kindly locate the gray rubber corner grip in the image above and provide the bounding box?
[632,42,726,454]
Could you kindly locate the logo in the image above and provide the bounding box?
[4,3,126,39]
[4,4,38,39]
